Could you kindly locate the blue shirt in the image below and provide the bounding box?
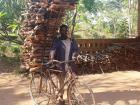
[50,37,79,61]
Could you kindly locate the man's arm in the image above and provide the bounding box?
[71,39,79,59]
[50,50,55,60]
[49,39,59,60]
[72,39,79,53]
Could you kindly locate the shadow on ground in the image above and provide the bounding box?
[94,90,140,105]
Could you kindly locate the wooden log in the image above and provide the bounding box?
[30,66,41,72]
[49,3,75,10]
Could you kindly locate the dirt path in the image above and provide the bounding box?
[0,71,140,105]
[0,73,32,105]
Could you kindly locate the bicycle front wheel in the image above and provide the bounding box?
[29,73,51,105]
[67,80,96,105]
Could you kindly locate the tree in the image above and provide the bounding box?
[0,0,26,57]
[0,0,26,45]
[74,0,137,39]
[138,0,140,37]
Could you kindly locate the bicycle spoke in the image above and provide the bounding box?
[29,74,51,105]
[68,81,96,105]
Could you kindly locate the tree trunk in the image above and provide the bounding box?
[128,0,131,37]
[137,0,140,38]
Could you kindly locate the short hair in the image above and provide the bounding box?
[60,24,68,30]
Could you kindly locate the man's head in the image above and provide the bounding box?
[59,24,69,39]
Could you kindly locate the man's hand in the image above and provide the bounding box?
[49,50,55,62]
[72,52,80,64]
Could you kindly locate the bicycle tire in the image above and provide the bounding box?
[29,73,51,105]
[67,80,96,105]
[48,73,61,104]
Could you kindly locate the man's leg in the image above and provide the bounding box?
[57,73,65,105]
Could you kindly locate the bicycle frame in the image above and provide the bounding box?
[46,63,78,100]
[29,59,96,105]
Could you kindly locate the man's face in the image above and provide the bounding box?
[60,27,68,36]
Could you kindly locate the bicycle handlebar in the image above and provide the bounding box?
[44,53,107,66]
[43,59,75,66]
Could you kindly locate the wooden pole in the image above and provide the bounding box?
[137,0,140,38]
[71,6,77,38]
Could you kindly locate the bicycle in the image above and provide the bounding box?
[29,59,96,105]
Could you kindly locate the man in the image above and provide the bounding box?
[50,24,79,105]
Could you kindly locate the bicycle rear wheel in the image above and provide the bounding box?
[67,80,96,105]
[29,73,51,105]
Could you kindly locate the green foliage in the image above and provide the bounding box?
[10,45,20,56]
[82,0,103,13]
[0,45,6,56]
[106,0,123,10]
[0,56,19,63]
[116,19,129,38]
[0,0,138,46]
[0,56,20,73]
[74,0,137,39]
[0,42,20,57]
[82,0,96,12]
[0,0,26,57]
[0,11,7,20]
[8,22,19,33]
[0,0,26,44]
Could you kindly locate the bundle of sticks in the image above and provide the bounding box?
[101,42,140,71]
[20,0,78,72]
[76,41,140,75]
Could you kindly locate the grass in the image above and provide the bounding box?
[0,56,21,73]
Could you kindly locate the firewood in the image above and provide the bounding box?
[49,3,75,10]
[30,66,41,72]
[20,0,78,71]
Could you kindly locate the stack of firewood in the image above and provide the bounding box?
[77,42,140,75]
[101,42,140,71]
[20,0,78,72]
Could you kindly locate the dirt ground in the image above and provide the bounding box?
[0,70,140,105]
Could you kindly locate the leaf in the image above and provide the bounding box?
[0,11,6,18]
[8,23,18,32]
